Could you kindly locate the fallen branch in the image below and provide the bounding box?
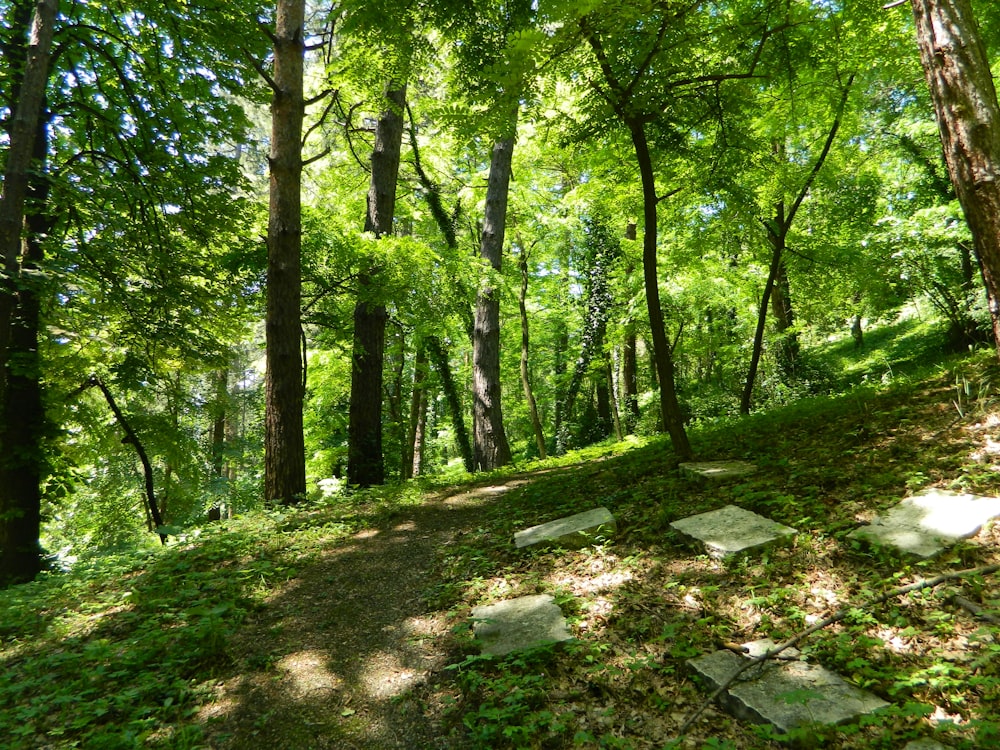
[677,562,1000,735]
[948,591,1000,627]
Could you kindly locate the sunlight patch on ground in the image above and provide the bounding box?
[277,649,344,698]
[359,650,423,699]
[393,521,417,532]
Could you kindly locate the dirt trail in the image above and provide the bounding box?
[203,484,515,749]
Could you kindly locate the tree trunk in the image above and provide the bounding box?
[208,369,228,521]
[628,120,692,459]
[406,344,428,478]
[472,134,514,471]
[741,217,786,414]
[0,0,57,586]
[909,0,1000,358]
[622,223,641,434]
[518,247,546,459]
[348,84,406,487]
[426,336,474,471]
[264,0,307,504]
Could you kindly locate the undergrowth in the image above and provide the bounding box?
[2,321,1000,748]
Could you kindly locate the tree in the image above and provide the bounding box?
[264,0,308,504]
[908,0,1000,359]
[473,130,515,471]
[0,0,58,586]
[346,83,406,487]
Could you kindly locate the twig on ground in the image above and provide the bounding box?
[676,562,1000,735]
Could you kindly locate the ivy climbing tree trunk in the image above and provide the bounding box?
[909,0,1000,359]
[348,84,406,487]
[0,0,57,587]
[264,0,307,504]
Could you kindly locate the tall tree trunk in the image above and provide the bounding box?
[518,247,546,459]
[0,0,57,586]
[909,0,1000,358]
[628,120,692,459]
[348,84,406,487]
[472,133,515,471]
[264,0,307,504]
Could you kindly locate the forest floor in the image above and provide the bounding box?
[200,482,509,749]
[4,338,1000,749]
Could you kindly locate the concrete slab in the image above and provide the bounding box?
[670,504,797,559]
[471,594,573,657]
[679,460,757,481]
[688,642,889,733]
[848,488,1000,558]
[514,507,616,550]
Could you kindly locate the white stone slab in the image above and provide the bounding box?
[679,461,757,481]
[670,505,797,559]
[514,507,616,550]
[688,644,889,733]
[471,594,573,657]
[848,489,1000,558]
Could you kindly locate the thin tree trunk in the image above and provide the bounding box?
[348,84,406,487]
[406,344,428,478]
[741,216,786,414]
[741,77,854,413]
[80,377,167,544]
[426,336,474,471]
[622,222,641,434]
[473,132,515,471]
[607,356,623,441]
[518,246,546,459]
[628,120,692,459]
[909,0,1000,358]
[209,369,228,521]
[264,0,307,504]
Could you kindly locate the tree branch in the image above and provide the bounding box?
[677,562,1000,736]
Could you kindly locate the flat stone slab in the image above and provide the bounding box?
[848,488,1000,558]
[688,640,889,733]
[904,740,952,750]
[679,460,757,481]
[670,505,797,559]
[514,507,616,550]
[471,594,573,657]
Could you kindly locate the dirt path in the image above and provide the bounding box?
[201,484,513,749]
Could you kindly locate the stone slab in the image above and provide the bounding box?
[848,488,1000,558]
[903,740,952,750]
[679,460,757,481]
[670,504,797,559]
[514,507,616,550]
[688,643,889,733]
[471,594,573,657]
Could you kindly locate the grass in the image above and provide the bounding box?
[3,315,1000,749]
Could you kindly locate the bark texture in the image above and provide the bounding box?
[348,85,406,487]
[472,136,514,471]
[910,0,1000,356]
[0,0,57,586]
[264,0,307,504]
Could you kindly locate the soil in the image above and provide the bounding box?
[201,483,504,749]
